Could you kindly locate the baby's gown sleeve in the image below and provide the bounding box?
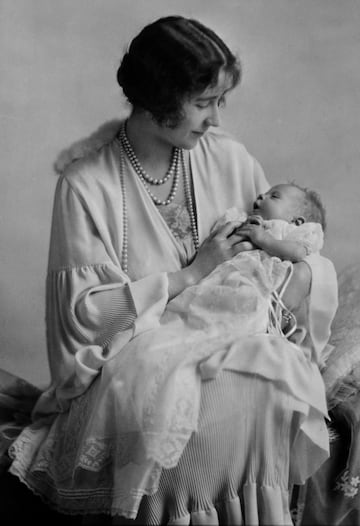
[280,221,324,255]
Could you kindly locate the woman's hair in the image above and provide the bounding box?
[292,183,327,232]
[117,15,241,126]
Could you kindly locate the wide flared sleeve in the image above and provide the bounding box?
[36,164,169,416]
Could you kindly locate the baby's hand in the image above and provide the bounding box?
[235,221,269,247]
[233,215,263,236]
[246,215,264,226]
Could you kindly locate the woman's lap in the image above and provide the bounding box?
[8,370,325,525]
[133,371,297,525]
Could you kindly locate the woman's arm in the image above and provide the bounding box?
[281,261,312,311]
[46,174,171,404]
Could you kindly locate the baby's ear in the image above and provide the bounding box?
[292,216,305,226]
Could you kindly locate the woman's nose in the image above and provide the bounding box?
[205,104,220,127]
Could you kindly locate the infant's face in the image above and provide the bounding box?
[252,184,303,222]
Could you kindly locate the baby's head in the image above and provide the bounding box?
[252,183,326,230]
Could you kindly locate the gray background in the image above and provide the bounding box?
[1,0,359,387]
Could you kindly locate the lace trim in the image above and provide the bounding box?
[157,202,193,243]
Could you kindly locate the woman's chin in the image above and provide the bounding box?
[180,134,203,149]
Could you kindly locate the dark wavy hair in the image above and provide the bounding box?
[117,15,241,126]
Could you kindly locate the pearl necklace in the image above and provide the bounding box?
[119,123,180,206]
[118,139,129,272]
[117,125,199,272]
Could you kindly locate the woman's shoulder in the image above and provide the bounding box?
[53,119,124,189]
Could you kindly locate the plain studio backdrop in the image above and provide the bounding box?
[1,0,360,388]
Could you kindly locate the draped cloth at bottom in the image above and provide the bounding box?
[9,365,329,525]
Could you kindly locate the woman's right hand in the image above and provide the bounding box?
[188,221,255,282]
[168,221,254,300]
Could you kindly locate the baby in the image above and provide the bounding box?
[225,182,325,261]
[103,183,335,470]
[211,182,326,338]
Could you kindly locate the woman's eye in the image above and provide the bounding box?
[196,101,211,109]
[195,96,226,110]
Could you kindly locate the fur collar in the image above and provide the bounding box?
[54,119,123,175]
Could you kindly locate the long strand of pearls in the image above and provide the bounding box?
[181,150,199,252]
[119,123,180,206]
[118,139,129,272]
[117,123,200,272]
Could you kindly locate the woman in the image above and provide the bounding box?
[8,15,337,525]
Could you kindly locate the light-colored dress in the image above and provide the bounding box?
[77,213,328,476]
[8,121,338,525]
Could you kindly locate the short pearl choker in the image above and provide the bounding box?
[119,123,180,206]
[117,122,199,272]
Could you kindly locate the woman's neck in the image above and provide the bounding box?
[123,110,188,207]
[125,111,173,170]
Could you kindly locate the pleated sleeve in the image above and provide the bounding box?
[37,167,169,415]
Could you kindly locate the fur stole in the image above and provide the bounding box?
[54,119,123,175]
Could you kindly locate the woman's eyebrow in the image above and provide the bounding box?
[196,89,230,101]
[196,94,218,101]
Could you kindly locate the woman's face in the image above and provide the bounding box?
[159,68,234,149]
